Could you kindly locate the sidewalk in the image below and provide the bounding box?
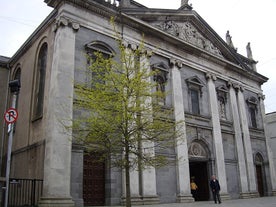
[97,196,276,207]
[141,196,276,207]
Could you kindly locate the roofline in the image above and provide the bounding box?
[118,11,268,84]
[8,9,57,67]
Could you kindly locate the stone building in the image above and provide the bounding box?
[1,0,276,206]
[265,112,276,190]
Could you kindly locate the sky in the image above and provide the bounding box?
[0,0,275,113]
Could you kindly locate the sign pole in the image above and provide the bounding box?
[4,79,20,207]
[4,93,17,207]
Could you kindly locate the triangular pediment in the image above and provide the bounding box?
[154,20,223,57]
[123,5,258,72]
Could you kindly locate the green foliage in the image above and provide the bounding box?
[73,30,183,171]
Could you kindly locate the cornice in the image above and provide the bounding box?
[8,10,57,67]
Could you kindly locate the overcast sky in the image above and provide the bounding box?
[0,0,275,113]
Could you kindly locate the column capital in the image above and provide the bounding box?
[169,58,183,69]
[227,81,243,92]
[205,72,217,81]
[258,93,265,101]
[122,41,138,51]
[53,16,80,32]
[122,41,137,50]
[122,40,152,56]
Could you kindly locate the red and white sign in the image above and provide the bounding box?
[4,108,18,124]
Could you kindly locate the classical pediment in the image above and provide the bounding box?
[154,20,223,57]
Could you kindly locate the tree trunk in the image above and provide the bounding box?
[125,141,131,207]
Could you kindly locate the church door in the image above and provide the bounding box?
[83,153,105,206]
[256,165,264,197]
[189,162,209,201]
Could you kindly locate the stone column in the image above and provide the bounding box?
[121,46,141,205]
[140,53,159,204]
[206,73,229,199]
[122,48,159,205]
[228,82,250,198]
[171,59,194,202]
[121,167,140,204]
[237,87,258,196]
[141,140,159,204]
[258,94,276,195]
[38,16,79,207]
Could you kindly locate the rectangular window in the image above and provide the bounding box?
[191,89,200,114]
[249,107,257,128]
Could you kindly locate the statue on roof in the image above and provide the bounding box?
[180,0,192,10]
[226,30,237,51]
[181,0,189,5]
[246,42,253,59]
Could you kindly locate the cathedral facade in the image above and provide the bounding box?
[1,0,276,206]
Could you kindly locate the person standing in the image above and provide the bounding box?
[210,175,221,204]
[190,177,198,201]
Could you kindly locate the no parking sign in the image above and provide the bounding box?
[4,108,18,124]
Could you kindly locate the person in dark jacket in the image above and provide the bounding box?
[210,175,221,204]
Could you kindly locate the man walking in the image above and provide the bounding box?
[210,175,221,204]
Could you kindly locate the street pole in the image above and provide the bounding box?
[4,80,20,207]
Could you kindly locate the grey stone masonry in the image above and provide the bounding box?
[38,14,78,207]
[171,60,194,203]
[228,83,250,198]
[206,73,229,199]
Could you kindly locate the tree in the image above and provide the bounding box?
[73,27,183,207]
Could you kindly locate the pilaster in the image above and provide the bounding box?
[170,59,194,203]
[237,86,258,195]
[38,16,79,207]
[228,82,250,198]
[206,73,229,198]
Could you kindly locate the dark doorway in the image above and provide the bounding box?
[83,153,105,206]
[189,162,209,201]
[256,165,264,197]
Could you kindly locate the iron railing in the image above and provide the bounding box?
[6,178,43,207]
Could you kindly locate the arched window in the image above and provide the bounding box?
[13,67,21,108]
[33,42,48,119]
[85,41,114,88]
[13,67,21,81]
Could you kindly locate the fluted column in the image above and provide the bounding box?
[39,16,79,207]
[258,94,276,195]
[237,87,258,196]
[171,59,194,202]
[228,82,250,198]
[206,73,229,198]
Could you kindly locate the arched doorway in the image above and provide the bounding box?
[188,141,210,201]
[255,153,265,197]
